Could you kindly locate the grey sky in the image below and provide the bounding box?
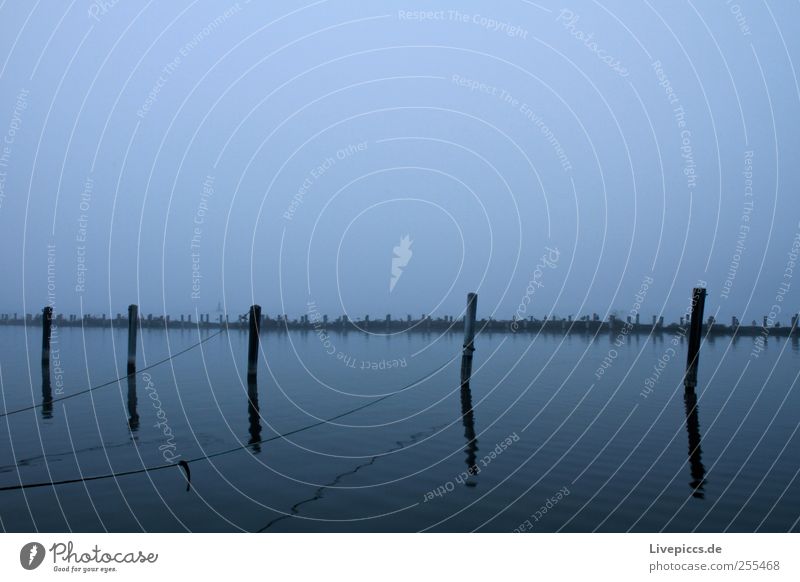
[0,1,797,323]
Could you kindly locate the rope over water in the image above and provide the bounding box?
[0,329,226,419]
[0,356,455,492]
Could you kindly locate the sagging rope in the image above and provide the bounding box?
[0,329,226,419]
[0,356,456,492]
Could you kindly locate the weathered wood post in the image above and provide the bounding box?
[127,304,138,374]
[459,366,479,483]
[41,360,53,419]
[683,387,706,498]
[460,293,478,386]
[127,372,139,431]
[247,305,262,379]
[247,374,262,453]
[685,287,707,388]
[41,306,53,366]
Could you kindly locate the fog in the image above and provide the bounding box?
[0,1,797,324]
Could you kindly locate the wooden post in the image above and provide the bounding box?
[41,306,53,365]
[685,287,707,388]
[247,374,262,453]
[683,387,706,498]
[459,366,479,483]
[127,304,138,374]
[463,293,477,351]
[461,293,478,385]
[127,372,139,431]
[247,305,262,379]
[41,361,53,419]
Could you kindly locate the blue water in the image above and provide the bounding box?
[0,325,798,532]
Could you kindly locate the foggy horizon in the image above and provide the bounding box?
[0,2,797,321]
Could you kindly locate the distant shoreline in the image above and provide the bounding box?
[1,312,797,338]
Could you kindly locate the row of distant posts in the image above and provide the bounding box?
[39,291,706,384]
[40,303,253,376]
[459,287,707,385]
[38,288,706,402]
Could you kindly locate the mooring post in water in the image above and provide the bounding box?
[247,304,262,379]
[127,371,139,431]
[127,304,138,374]
[460,293,478,385]
[41,361,53,419]
[685,287,707,388]
[41,306,53,366]
[683,387,706,498]
[459,369,479,483]
[247,374,262,453]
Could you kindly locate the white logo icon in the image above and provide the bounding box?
[390,235,413,292]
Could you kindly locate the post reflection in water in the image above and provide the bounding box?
[41,363,52,419]
[683,380,706,499]
[460,359,479,486]
[127,372,139,432]
[247,375,262,454]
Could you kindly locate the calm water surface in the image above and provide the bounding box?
[0,325,798,532]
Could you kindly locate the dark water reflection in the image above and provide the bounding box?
[683,382,706,499]
[0,326,798,532]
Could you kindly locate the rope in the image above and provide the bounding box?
[0,329,226,419]
[0,356,456,492]
[257,423,446,531]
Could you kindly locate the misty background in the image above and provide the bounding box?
[0,0,797,324]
